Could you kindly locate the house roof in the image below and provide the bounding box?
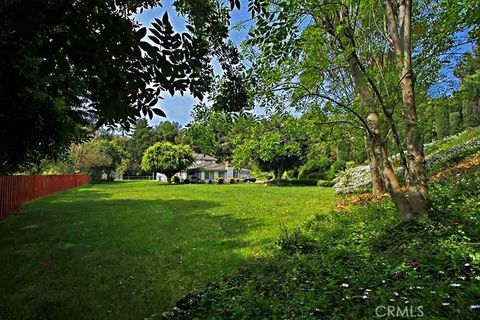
[188,162,226,171]
[193,153,217,161]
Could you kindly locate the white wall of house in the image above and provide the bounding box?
[156,173,167,181]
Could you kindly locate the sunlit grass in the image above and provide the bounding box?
[0,181,337,320]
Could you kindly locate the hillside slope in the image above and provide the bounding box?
[161,140,480,319]
[334,127,480,194]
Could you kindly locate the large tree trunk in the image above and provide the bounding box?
[166,174,172,184]
[402,74,428,216]
[385,0,429,217]
[368,111,413,219]
[365,133,385,195]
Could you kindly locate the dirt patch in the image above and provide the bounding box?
[430,155,480,182]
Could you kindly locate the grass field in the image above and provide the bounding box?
[0,181,337,320]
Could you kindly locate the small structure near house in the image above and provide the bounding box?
[157,153,250,182]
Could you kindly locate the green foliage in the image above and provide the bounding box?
[184,111,234,161]
[449,112,462,135]
[165,168,480,319]
[141,142,193,183]
[298,157,332,180]
[425,127,480,156]
[0,0,245,173]
[228,178,235,184]
[70,139,122,182]
[216,177,224,184]
[317,179,335,187]
[331,159,347,173]
[435,101,450,139]
[232,114,306,180]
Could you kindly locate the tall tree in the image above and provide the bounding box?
[141,142,194,184]
[0,0,243,173]
[232,114,306,180]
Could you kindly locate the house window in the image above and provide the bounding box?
[218,171,225,178]
[204,171,214,180]
[233,170,239,178]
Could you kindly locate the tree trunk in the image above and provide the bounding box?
[403,73,429,217]
[365,133,385,195]
[274,167,285,181]
[385,0,429,218]
[368,111,413,219]
[166,174,172,184]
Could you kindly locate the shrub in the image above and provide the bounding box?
[228,178,235,184]
[208,179,213,184]
[172,176,181,184]
[317,179,335,187]
[235,178,240,183]
[331,159,347,172]
[183,178,190,184]
[216,177,224,184]
[298,157,332,180]
[89,170,103,184]
[250,178,257,183]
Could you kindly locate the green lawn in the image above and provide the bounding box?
[0,181,337,320]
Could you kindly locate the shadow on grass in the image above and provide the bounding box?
[0,187,267,320]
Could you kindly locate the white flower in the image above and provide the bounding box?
[450,283,461,287]
[470,305,480,310]
[442,302,450,306]
[341,283,349,288]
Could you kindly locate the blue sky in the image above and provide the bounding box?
[135,0,252,127]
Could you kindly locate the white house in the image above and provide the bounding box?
[157,153,251,182]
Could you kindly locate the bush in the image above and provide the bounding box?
[331,159,347,172]
[183,178,190,184]
[298,157,332,180]
[216,177,224,184]
[267,179,318,186]
[317,179,335,187]
[228,178,235,184]
[89,170,102,184]
[235,178,241,183]
[172,176,180,184]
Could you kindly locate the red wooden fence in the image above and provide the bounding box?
[0,174,89,220]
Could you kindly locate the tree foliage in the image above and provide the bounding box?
[141,142,193,183]
[232,114,306,180]
[0,0,243,173]
[70,139,122,181]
